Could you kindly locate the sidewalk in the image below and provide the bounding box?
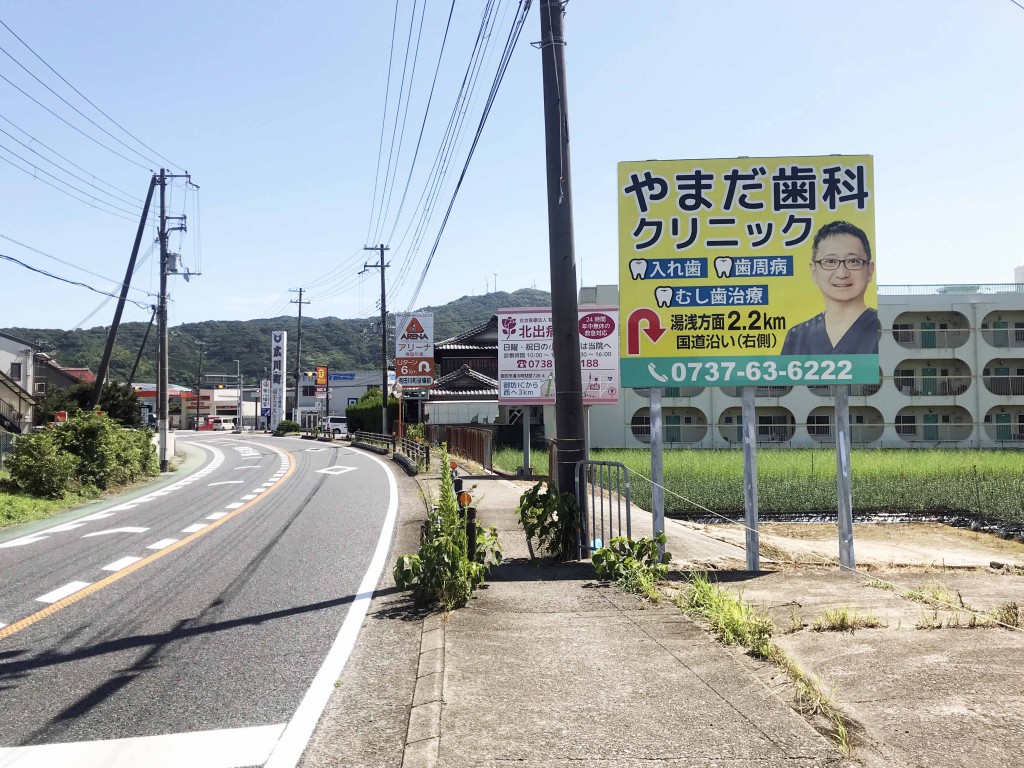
[404,471,848,768]
[302,456,1024,768]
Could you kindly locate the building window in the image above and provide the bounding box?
[34,382,46,395]
[895,369,914,394]
[9,362,22,381]
[301,385,316,397]
[630,414,651,443]
[808,415,831,436]
[893,323,914,344]
[896,414,916,436]
[1015,322,1024,344]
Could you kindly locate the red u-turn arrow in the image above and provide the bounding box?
[627,308,666,355]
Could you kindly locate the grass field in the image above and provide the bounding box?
[0,471,101,531]
[492,447,1024,523]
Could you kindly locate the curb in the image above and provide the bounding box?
[401,612,445,768]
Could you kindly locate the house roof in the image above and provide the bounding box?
[436,315,498,350]
[429,364,498,398]
[0,330,37,348]
[59,367,97,383]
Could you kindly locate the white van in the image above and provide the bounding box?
[210,416,235,431]
[322,416,348,436]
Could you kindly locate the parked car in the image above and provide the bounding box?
[210,416,235,431]
[322,416,348,436]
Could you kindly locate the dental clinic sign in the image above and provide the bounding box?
[618,155,879,387]
[270,331,287,429]
[497,307,619,405]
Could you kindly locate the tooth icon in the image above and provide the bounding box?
[629,259,648,280]
[714,257,733,278]
[654,286,673,308]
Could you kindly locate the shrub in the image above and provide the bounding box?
[517,481,580,561]
[276,419,300,434]
[393,445,501,609]
[592,533,671,601]
[6,431,79,498]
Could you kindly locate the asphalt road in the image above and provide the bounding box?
[0,433,397,768]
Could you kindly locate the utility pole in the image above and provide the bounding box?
[194,341,205,430]
[290,287,310,422]
[539,1,586,513]
[156,168,192,471]
[363,244,390,435]
[91,175,156,409]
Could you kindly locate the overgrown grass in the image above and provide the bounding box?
[0,481,101,530]
[811,607,882,632]
[676,572,852,756]
[493,447,1024,523]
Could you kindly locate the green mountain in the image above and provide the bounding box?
[3,288,551,388]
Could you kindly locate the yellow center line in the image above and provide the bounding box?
[0,443,296,642]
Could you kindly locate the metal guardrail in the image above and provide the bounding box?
[354,430,396,452]
[396,437,430,469]
[575,460,632,559]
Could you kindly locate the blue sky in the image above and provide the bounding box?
[1,1,1022,332]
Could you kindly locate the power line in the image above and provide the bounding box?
[407,0,532,307]
[366,1,402,244]
[0,70,152,170]
[0,250,151,308]
[0,232,153,294]
[0,18,184,172]
[0,142,142,216]
[0,151,139,221]
[0,113,145,202]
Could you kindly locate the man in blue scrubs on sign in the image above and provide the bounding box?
[781,220,880,355]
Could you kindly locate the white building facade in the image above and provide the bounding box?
[578,284,1024,450]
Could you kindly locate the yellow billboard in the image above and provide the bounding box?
[618,155,878,387]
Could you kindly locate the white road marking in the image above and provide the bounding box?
[102,556,143,572]
[205,512,228,520]
[315,465,357,476]
[0,535,48,549]
[234,466,260,470]
[146,538,178,550]
[225,503,244,509]
[0,723,287,768]
[265,451,398,768]
[36,581,92,604]
[181,524,207,533]
[241,494,258,500]
[82,527,149,538]
[105,503,138,511]
[46,521,88,533]
[78,511,120,520]
[208,480,243,486]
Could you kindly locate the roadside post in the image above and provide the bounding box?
[835,385,855,571]
[741,387,760,571]
[650,387,665,557]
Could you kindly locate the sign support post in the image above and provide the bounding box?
[650,387,665,558]
[521,408,531,478]
[835,385,855,572]
[741,386,760,571]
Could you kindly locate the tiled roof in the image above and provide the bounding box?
[429,364,498,399]
[60,367,97,383]
[436,315,498,349]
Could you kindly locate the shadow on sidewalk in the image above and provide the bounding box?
[488,556,595,583]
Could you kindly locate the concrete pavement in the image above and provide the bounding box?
[301,453,1024,768]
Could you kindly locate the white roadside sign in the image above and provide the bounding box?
[497,306,619,405]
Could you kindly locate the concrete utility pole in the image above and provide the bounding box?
[539,0,586,501]
[194,341,205,430]
[157,169,169,471]
[363,244,390,435]
[156,168,193,471]
[290,287,310,422]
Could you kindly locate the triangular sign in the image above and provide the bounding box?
[405,317,424,334]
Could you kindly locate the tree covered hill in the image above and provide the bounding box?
[3,288,551,387]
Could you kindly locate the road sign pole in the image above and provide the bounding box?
[741,386,760,571]
[835,384,856,572]
[650,387,665,557]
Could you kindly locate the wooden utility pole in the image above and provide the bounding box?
[539,0,586,511]
[290,287,310,422]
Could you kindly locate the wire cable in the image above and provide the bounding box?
[0,232,152,293]
[0,250,150,308]
[0,18,184,172]
[366,1,402,244]
[0,152,138,222]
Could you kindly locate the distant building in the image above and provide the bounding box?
[581,283,1024,450]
